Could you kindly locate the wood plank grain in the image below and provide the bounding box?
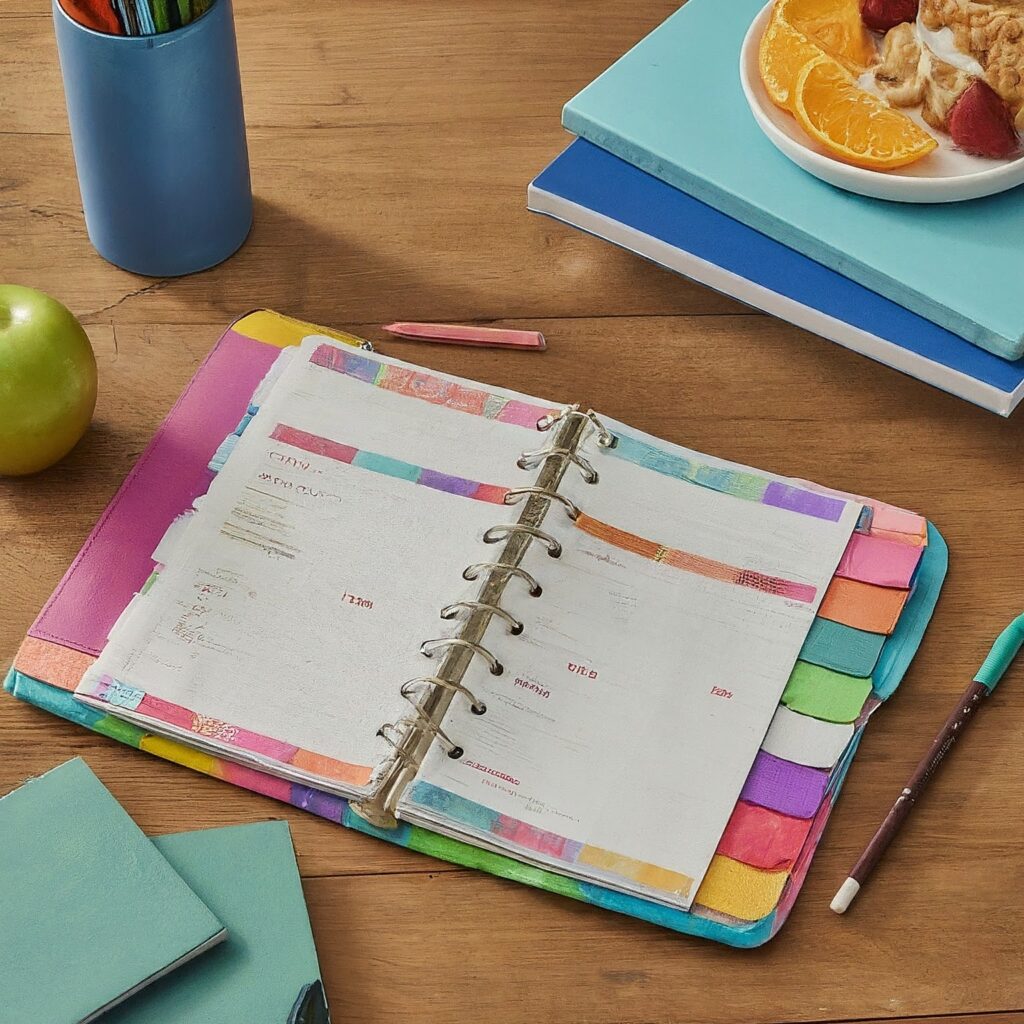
[302,868,1024,1024]
[2,1,678,133]
[0,1,745,324]
[842,1019,1024,1024]
[0,131,742,325]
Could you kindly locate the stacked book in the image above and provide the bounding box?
[1,759,329,1024]
[528,0,1024,415]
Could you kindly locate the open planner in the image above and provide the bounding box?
[5,310,947,944]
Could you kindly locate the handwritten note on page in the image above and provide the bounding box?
[76,339,567,796]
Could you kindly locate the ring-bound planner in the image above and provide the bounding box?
[4,310,947,946]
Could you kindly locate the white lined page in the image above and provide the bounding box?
[404,417,860,908]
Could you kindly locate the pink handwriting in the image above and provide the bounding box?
[464,761,520,786]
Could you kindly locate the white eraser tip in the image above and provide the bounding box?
[830,877,860,914]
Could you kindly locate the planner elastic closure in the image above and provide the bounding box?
[352,405,616,829]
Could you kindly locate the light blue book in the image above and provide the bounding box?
[563,0,1024,361]
[0,759,226,1024]
[104,822,330,1024]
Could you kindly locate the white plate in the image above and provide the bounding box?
[739,2,1024,203]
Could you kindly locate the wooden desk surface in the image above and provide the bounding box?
[2,2,1022,1021]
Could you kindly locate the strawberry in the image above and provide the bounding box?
[948,80,1021,159]
[859,0,919,33]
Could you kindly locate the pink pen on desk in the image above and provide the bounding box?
[382,322,546,351]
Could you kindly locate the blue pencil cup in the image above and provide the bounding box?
[52,0,252,277]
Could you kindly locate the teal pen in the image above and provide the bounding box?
[832,613,1024,913]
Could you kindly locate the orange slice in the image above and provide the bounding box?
[759,16,825,111]
[793,55,938,169]
[775,0,876,71]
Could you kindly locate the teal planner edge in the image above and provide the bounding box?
[562,0,1024,360]
[0,758,226,1024]
[2,528,947,949]
[100,822,329,1024]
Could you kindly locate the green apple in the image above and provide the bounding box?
[0,285,97,476]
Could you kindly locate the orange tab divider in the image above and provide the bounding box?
[817,577,909,634]
[14,637,96,692]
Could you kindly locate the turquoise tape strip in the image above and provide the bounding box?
[4,668,107,729]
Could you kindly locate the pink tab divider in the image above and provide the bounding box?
[835,531,925,588]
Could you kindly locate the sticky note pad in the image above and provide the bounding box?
[761,705,855,769]
[694,855,789,922]
[103,822,328,1024]
[739,751,829,818]
[0,759,225,1024]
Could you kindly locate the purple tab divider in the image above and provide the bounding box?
[740,751,829,819]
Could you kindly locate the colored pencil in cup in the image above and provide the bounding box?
[58,0,124,33]
[831,613,1024,913]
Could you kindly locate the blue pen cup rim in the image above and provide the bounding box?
[53,0,220,45]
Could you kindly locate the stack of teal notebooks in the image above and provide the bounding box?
[0,759,330,1024]
[528,0,1024,415]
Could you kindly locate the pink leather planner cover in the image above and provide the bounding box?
[14,310,365,688]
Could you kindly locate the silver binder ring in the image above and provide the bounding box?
[400,675,486,715]
[535,406,577,433]
[462,562,542,597]
[376,720,426,771]
[421,637,504,676]
[483,523,562,558]
[404,700,465,758]
[503,486,579,521]
[537,407,617,448]
[441,601,524,636]
[517,446,599,484]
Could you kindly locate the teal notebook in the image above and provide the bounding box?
[0,759,226,1024]
[104,822,330,1024]
[562,0,1024,361]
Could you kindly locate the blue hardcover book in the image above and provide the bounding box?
[529,139,1024,416]
[562,0,1024,362]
